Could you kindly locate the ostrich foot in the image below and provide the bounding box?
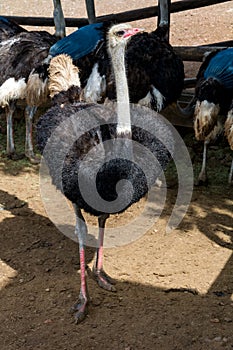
[28,155,41,165]
[228,162,233,186]
[7,152,24,161]
[195,172,208,186]
[88,266,117,292]
[70,296,88,324]
[25,151,41,165]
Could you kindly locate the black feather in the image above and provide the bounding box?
[37,93,173,217]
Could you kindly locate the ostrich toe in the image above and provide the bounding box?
[71,296,88,324]
[89,267,116,292]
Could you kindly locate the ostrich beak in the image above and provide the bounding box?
[123,27,144,38]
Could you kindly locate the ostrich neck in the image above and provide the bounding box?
[111,44,131,137]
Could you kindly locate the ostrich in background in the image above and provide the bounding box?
[225,100,233,184]
[69,22,184,111]
[76,0,183,110]
[31,0,184,113]
[37,24,174,323]
[188,48,233,185]
[0,20,56,161]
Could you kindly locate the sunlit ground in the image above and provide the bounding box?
[0,259,17,290]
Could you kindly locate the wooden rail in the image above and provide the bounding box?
[3,0,232,28]
[174,45,231,62]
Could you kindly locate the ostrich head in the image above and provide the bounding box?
[107,23,142,51]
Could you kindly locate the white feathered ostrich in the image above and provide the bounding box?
[0,19,56,161]
[188,48,233,185]
[37,24,174,323]
[225,100,233,184]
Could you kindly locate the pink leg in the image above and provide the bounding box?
[91,214,116,292]
[196,140,209,185]
[71,204,89,323]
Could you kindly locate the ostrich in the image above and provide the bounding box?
[0,27,56,161]
[189,48,233,185]
[34,1,184,112]
[61,23,184,111]
[224,100,233,184]
[75,22,184,111]
[37,24,174,323]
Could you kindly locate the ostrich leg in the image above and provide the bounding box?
[25,105,40,164]
[71,204,89,323]
[196,140,209,185]
[91,214,116,291]
[228,158,233,185]
[6,101,16,158]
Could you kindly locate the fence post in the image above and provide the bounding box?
[157,0,171,41]
[85,0,96,23]
[53,0,66,38]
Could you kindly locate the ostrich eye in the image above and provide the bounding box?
[115,30,125,37]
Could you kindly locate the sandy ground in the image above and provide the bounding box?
[0,1,233,349]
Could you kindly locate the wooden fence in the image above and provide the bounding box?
[3,0,232,64]
[4,0,232,31]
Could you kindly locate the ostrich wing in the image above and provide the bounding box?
[49,23,105,60]
[203,48,233,89]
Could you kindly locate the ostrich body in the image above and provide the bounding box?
[37,24,174,323]
[0,27,56,161]
[192,48,233,185]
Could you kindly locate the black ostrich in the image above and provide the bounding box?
[187,48,233,185]
[37,24,174,323]
[0,23,56,161]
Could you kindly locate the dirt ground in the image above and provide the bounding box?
[0,1,233,349]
